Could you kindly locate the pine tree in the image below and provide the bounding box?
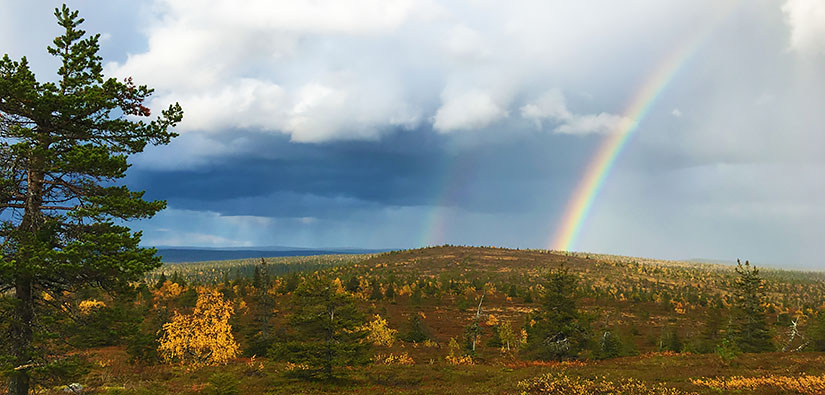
[525,266,589,360]
[259,258,271,290]
[0,6,181,393]
[154,272,168,289]
[400,312,431,343]
[246,260,277,356]
[345,276,361,293]
[729,259,773,353]
[369,279,383,300]
[507,284,518,298]
[271,276,370,379]
[384,281,396,300]
[253,265,262,289]
[809,311,825,351]
[696,302,723,353]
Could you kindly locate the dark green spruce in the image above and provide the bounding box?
[270,275,370,380]
[525,266,589,360]
[0,6,181,394]
[728,259,774,353]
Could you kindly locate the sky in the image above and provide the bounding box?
[2,0,824,268]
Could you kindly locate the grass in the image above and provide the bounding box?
[40,347,825,394]
[13,246,825,394]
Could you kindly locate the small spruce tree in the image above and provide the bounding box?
[524,266,589,360]
[729,259,773,353]
[155,272,168,289]
[271,276,369,379]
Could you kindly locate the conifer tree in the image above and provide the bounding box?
[384,281,396,299]
[154,272,168,289]
[345,276,360,293]
[729,259,773,352]
[246,259,277,356]
[369,279,383,300]
[696,301,723,353]
[525,266,589,360]
[809,311,825,352]
[0,6,181,393]
[271,276,369,379]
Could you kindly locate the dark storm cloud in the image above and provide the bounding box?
[128,128,596,218]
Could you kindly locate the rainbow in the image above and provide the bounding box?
[422,153,478,247]
[549,3,740,252]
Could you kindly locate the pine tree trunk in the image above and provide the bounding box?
[9,162,45,395]
[9,277,33,395]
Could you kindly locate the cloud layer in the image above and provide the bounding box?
[2,0,824,268]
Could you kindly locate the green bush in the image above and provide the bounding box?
[659,327,683,353]
[204,372,240,395]
[400,314,430,343]
[596,330,622,359]
[809,311,825,351]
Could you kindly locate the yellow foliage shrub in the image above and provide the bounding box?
[157,288,239,367]
[374,352,415,365]
[421,339,439,348]
[332,277,346,294]
[154,281,183,299]
[78,299,106,315]
[284,362,310,371]
[361,314,398,347]
[691,374,825,394]
[518,373,695,395]
[42,291,54,302]
[445,337,473,365]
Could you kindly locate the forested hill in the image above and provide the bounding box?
[154,247,388,263]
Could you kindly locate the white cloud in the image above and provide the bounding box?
[442,25,490,61]
[782,0,825,54]
[95,0,823,165]
[433,89,508,132]
[554,113,632,135]
[520,89,630,135]
[520,89,572,127]
[105,0,438,142]
[100,0,711,145]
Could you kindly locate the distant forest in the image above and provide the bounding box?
[155,248,387,263]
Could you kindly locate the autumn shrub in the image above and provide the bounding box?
[445,337,473,365]
[373,352,415,365]
[518,373,695,395]
[691,374,825,394]
[362,314,398,347]
[157,288,240,367]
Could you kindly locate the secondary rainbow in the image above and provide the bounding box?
[549,4,738,252]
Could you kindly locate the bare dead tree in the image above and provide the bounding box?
[782,319,810,353]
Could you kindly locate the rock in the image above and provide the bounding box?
[62,383,83,393]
